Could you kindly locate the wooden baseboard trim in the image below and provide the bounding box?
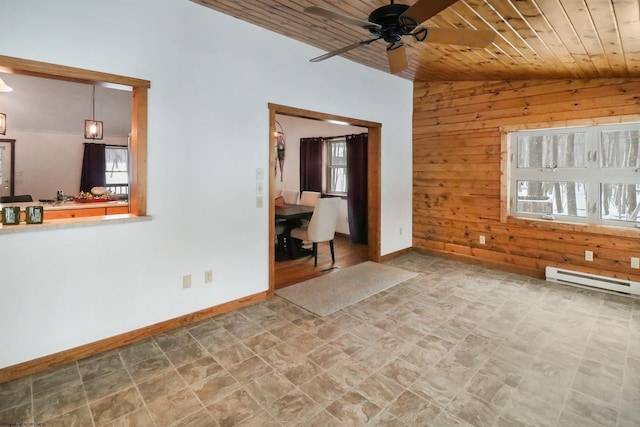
[0,290,269,384]
[413,247,545,279]
[379,247,413,262]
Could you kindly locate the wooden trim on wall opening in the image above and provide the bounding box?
[267,103,382,294]
[0,54,149,217]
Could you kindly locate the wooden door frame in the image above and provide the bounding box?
[0,139,16,197]
[267,103,382,294]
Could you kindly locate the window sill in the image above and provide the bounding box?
[323,193,347,199]
[506,216,640,238]
[0,214,152,235]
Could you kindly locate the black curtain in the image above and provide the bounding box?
[299,137,323,192]
[80,143,106,192]
[347,133,368,244]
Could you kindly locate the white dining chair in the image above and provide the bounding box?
[299,191,321,207]
[281,190,300,205]
[290,197,339,267]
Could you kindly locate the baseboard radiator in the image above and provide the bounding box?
[545,266,640,296]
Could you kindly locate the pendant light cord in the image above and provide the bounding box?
[91,86,96,121]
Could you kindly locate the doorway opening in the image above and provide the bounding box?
[268,104,382,293]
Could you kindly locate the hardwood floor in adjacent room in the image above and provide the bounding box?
[274,234,369,290]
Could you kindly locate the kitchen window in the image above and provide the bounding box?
[105,145,129,196]
[509,122,640,228]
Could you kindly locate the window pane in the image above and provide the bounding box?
[106,172,128,185]
[105,147,128,172]
[329,168,346,193]
[517,133,587,168]
[600,130,640,168]
[329,141,346,166]
[600,183,640,223]
[516,180,587,217]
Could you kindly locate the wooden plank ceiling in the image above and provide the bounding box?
[190,0,640,82]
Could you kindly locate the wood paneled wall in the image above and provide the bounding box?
[412,78,640,282]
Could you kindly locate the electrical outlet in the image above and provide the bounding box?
[479,235,486,245]
[632,257,640,269]
[256,196,263,208]
[205,270,213,283]
[585,250,593,262]
[182,274,192,289]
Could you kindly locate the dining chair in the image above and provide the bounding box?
[281,190,300,205]
[299,191,321,207]
[290,197,339,267]
[275,221,288,257]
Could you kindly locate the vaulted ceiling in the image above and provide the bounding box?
[190,0,640,81]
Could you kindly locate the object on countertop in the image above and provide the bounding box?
[1,206,21,225]
[25,206,43,224]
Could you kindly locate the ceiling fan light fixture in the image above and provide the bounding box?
[0,77,13,93]
[305,0,493,73]
[84,86,103,140]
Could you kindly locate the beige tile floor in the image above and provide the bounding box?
[1,252,639,426]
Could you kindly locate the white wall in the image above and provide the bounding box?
[274,115,368,235]
[0,0,413,369]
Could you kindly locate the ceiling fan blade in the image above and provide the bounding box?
[387,44,408,74]
[423,27,496,47]
[400,0,459,24]
[304,6,381,30]
[310,38,379,62]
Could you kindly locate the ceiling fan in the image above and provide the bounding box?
[304,0,496,74]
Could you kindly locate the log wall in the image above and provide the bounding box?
[412,78,640,282]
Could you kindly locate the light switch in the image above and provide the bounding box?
[256,196,263,208]
[256,182,263,195]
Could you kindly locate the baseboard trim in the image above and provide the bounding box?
[412,247,544,279]
[0,290,269,384]
[379,247,413,262]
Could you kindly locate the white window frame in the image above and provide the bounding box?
[105,145,129,196]
[325,138,347,195]
[507,121,640,229]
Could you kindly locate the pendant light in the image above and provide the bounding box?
[84,86,103,140]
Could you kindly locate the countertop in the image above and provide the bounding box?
[0,200,129,211]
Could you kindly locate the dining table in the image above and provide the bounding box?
[275,203,315,220]
[274,203,315,260]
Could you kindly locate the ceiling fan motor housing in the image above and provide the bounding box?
[367,3,417,43]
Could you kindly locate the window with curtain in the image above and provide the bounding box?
[299,133,368,243]
[326,138,347,194]
[510,122,640,228]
